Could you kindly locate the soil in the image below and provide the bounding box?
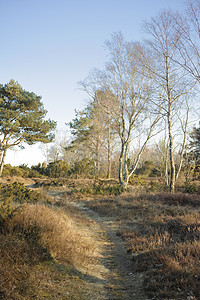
[50,189,149,300]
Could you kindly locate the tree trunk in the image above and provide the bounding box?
[0,148,7,177]
[107,126,111,179]
[118,154,124,186]
[164,148,169,186]
[96,138,100,179]
[166,55,176,193]
[118,142,126,187]
[176,106,189,182]
[123,142,129,184]
[0,141,3,170]
[168,110,176,192]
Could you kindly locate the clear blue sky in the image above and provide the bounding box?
[1,0,186,166]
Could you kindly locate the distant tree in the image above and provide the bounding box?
[42,130,69,164]
[92,89,118,178]
[76,84,118,179]
[0,80,56,175]
[68,101,108,178]
[189,123,200,161]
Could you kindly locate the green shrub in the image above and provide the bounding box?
[147,181,169,193]
[69,158,94,178]
[135,161,160,177]
[1,164,42,178]
[79,184,125,196]
[2,164,25,177]
[46,160,70,178]
[184,182,199,194]
[0,197,20,233]
[2,182,42,204]
[128,174,144,186]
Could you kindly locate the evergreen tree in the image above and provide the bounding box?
[189,123,200,162]
[0,80,56,175]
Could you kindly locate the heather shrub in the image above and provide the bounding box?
[2,182,42,203]
[184,181,199,194]
[147,181,169,192]
[79,184,125,196]
[0,196,21,234]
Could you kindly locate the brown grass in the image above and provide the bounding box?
[85,191,200,299]
[14,204,96,264]
[0,203,98,299]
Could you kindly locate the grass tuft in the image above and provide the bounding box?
[0,202,97,299]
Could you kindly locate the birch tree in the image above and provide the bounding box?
[81,33,160,187]
[174,0,200,85]
[144,10,193,192]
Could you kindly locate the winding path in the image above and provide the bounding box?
[69,199,148,300]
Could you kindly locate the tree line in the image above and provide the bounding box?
[66,3,200,192]
[1,2,200,193]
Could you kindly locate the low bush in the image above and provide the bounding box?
[79,184,125,196]
[1,182,42,204]
[147,181,169,193]
[184,181,199,194]
[0,196,21,234]
[128,174,144,186]
[1,164,41,178]
[154,192,200,207]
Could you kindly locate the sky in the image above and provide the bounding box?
[0,0,186,166]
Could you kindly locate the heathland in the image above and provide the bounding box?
[0,176,200,299]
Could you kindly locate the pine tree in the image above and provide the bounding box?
[0,80,56,175]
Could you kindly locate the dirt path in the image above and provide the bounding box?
[68,199,148,300]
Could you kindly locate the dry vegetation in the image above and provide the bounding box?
[1,177,200,299]
[84,190,200,299]
[0,182,102,299]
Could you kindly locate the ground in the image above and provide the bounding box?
[48,188,148,300]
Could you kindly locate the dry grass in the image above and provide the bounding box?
[0,176,35,185]
[85,191,200,299]
[2,178,200,299]
[0,203,99,299]
[14,204,96,265]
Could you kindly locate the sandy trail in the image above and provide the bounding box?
[69,199,148,300]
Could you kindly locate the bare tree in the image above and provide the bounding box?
[81,33,160,187]
[42,130,69,163]
[174,0,200,84]
[94,89,119,178]
[144,10,193,192]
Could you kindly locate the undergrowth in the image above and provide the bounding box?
[0,183,98,299]
[1,182,41,203]
[87,191,200,299]
[75,184,125,196]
